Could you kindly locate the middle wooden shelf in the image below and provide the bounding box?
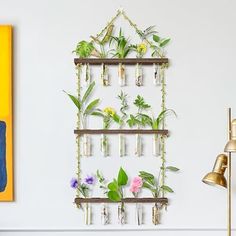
[74,129,169,135]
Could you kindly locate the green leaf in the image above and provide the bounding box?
[108,181,119,191]
[142,182,154,190]
[74,41,94,58]
[108,191,121,201]
[161,185,174,193]
[153,34,160,43]
[112,113,121,124]
[84,99,100,115]
[159,38,171,48]
[82,81,95,104]
[117,167,128,186]
[91,109,104,117]
[64,91,81,111]
[155,109,177,129]
[139,171,155,179]
[166,166,179,172]
[139,171,156,185]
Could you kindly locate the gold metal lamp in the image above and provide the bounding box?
[202,108,235,236]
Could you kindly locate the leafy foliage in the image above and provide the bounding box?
[96,170,108,195]
[90,24,114,58]
[64,81,100,127]
[136,25,158,41]
[139,166,179,197]
[151,34,171,58]
[116,91,129,128]
[144,109,177,130]
[73,41,95,58]
[91,107,121,129]
[127,95,151,128]
[77,183,90,198]
[110,29,133,58]
[107,167,128,202]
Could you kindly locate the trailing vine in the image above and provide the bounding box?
[76,64,82,199]
[160,63,167,197]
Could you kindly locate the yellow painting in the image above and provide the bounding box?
[0,25,13,201]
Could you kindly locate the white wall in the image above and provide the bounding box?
[1,0,236,235]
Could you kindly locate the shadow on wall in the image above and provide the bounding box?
[0,121,7,192]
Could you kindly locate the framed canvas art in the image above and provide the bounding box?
[0,25,13,201]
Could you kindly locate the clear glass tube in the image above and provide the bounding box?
[118,63,126,86]
[82,63,91,87]
[153,63,161,86]
[83,134,91,157]
[135,134,142,157]
[135,203,143,225]
[135,63,143,86]
[100,134,109,157]
[119,133,126,157]
[118,202,126,224]
[84,203,92,225]
[100,63,109,86]
[153,134,161,157]
[152,203,160,225]
[101,203,109,225]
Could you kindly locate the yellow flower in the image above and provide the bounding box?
[103,107,116,116]
[137,43,147,55]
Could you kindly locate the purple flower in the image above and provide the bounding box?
[84,175,95,185]
[70,178,78,189]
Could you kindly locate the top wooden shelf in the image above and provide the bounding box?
[74,58,168,65]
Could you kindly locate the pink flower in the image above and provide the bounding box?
[130,176,143,194]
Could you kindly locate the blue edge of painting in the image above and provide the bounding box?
[0,121,7,192]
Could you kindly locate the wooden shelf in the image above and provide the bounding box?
[74,129,169,135]
[74,58,168,65]
[75,197,168,204]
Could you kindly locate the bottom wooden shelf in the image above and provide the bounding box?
[75,197,168,204]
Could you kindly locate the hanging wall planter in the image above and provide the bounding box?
[66,8,179,226]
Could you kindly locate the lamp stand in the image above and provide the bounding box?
[227,152,231,236]
[227,108,232,236]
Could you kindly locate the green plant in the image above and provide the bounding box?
[130,43,147,58]
[64,81,100,128]
[91,24,114,58]
[92,107,120,129]
[117,91,128,128]
[139,166,179,198]
[96,170,108,195]
[141,109,177,130]
[110,28,132,58]
[136,25,158,41]
[107,167,128,201]
[73,41,95,58]
[151,34,171,58]
[127,95,151,128]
